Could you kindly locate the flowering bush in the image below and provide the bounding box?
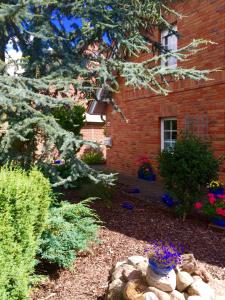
[194,193,225,219]
[208,180,223,190]
[207,180,224,194]
[137,155,154,177]
[81,146,105,165]
[144,241,183,269]
[158,134,220,218]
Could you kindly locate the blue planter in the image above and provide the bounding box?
[138,172,156,181]
[209,187,224,196]
[211,217,225,227]
[162,194,175,207]
[149,259,173,276]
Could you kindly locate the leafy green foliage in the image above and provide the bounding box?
[0,1,215,187]
[158,135,220,217]
[81,146,105,165]
[53,104,85,136]
[0,167,52,300]
[38,199,100,269]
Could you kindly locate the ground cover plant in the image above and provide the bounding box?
[158,134,220,218]
[39,199,100,269]
[0,168,52,300]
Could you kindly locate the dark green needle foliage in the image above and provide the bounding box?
[0,0,215,187]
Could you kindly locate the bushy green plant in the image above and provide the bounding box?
[158,134,220,218]
[81,147,105,165]
[53,105,86,136]
[0,168,52,300]
[38,199,100,269]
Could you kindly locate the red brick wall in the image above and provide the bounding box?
[80,123,106,157]
[106,0,225,182]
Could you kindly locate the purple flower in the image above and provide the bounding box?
[144,241,183,268]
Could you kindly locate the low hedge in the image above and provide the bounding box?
[0,168,52,300]
[39,199,100,269]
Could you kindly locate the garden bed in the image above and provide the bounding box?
[31,188,225,300]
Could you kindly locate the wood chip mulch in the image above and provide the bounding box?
[31,189,225,300]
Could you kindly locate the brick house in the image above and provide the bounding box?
[80,113,106,158]
[100,0,225,181]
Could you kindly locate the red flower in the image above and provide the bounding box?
[216,208,225,217]
[208,197,215,205]
[217,194,225,199]
[194,202,203,209]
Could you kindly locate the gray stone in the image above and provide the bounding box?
[115,260,127,269]
[187,278,215,300]
[143,292,159,300]
[111,265,124,281]
[187,297,204,300]
[122,264,142,281]
[136,261,149,277]
[146,266,176,292]
[208,279,225,297]
[123,279,148,300]
[147,287,170,300]
[170,290,186,300]
[176,271,194,292]
[107,278,125,300]
[128,256,147,266]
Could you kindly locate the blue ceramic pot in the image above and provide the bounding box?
[209,187,224,196]
[148,259,173,276]
[138,171,156,181]
[162,194,175,207]
[211,217,225,227]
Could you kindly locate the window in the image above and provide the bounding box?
[161,25,178,67]
[161,118,177,150]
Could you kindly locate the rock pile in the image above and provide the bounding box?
[105,254,225,300]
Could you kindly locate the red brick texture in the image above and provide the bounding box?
[80,123,106,157]
[106,0,225,182]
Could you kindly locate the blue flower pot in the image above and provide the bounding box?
[209,187,224,196]
[138,172,156,181]
[148,259,173,276]
[162,194,175,207]
[54,159,62,165]
[122,202,134,210]
[211,217,225,227]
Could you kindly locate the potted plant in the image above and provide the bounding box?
[137,156,156,181]
[144,241,183,276]
[194,193,225,227]
[207,180,224,196]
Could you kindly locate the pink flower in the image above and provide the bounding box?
[207,193,214,198]
[208,197,215,205]
[217,194,225,199]
[194,202,203,209]
[216,208,225,217]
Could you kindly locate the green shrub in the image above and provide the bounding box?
[53,104,85,136]
[38,199,100,269]
[81,146,105,165]
[0,168,52,300]
[158,134,220,218]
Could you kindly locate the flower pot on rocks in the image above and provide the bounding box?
[146,265,176,292]
[148,260,173,276]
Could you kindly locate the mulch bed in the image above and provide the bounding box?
[31,188,225,300]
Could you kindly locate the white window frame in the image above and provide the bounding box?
[161,25,178,68]
[161,118,177,151]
